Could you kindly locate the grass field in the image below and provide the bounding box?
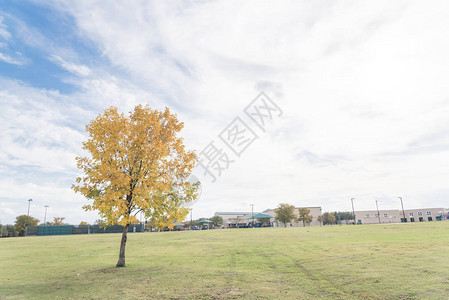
[1,222,449,299]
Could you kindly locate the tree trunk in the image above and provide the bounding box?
[116,224,129,267]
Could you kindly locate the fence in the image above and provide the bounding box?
[26,226,38,236]
[26,224,145,236]
[38,225,72,236]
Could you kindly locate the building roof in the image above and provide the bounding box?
[215,212,253,215]
[263,206,322,212]
[248,213,273,219]
[198,219,213,223]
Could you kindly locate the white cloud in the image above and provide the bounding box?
[0,52,25,65]
[0,16,28,65]
[50,55,91,77]
[0,178,96,225]
[0,15,11,40]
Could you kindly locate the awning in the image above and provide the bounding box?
[198,219,213,223]
[247,213,273,219]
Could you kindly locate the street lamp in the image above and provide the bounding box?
[351,198,355,225]
[25,199,32,236]
[375,200,381,224]
[319,207,322,226]
[250,204,255,228]
[399,197,406,222]
[140,211,143,232]
[44,205,49,225]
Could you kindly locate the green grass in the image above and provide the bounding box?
[1,222,449,299]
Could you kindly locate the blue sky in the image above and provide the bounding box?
[1,1,449,225]
[1,2,92,92]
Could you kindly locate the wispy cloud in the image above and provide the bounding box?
[0,15,11,39]
[50,55,91,77]
[0,15,28,65]
[0,78,86,171]
[0,52,26,65]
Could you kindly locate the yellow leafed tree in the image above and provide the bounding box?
[52,217,66,225]
[73,105,199,267]
[296,207,312,227]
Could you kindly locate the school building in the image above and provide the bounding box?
[354,207,448,224]
[215,206,322,228]
[215,207,448,227]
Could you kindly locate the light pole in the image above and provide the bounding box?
[375,200,381,224]
[140,211,143,232]
[44,205,49,225]
[319,207,322,226]
[351,198,355,225]
[399,197,406,222]
[250,204,255,228]
[25,199,32,236]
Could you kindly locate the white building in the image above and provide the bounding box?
[354,208,448,224]
[214,212,254,228]
[263,207,322,227]
[215,206,322,228]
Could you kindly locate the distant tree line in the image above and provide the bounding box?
[320,212,355,225]
[0,224,17,237]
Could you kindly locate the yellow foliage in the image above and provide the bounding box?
[53,217,66,225]
[73,105,199,229]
